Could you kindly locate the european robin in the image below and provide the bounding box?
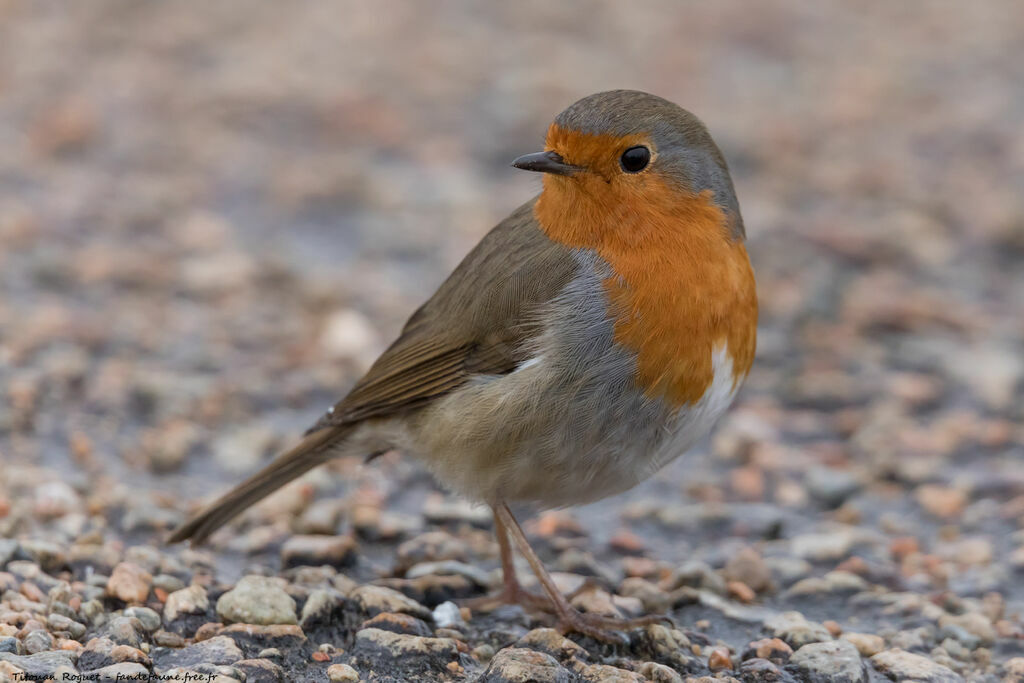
[169,90,757,642]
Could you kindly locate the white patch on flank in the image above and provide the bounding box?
[515,356,542,372]
[645,344,740,477]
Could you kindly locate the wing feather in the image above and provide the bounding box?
[308,200,577,432]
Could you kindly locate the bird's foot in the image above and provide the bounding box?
[460,583,554,614]
[555,608,674,645]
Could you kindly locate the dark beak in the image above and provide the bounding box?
[511,150,581,176]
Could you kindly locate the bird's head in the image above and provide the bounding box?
[514,90,744,249]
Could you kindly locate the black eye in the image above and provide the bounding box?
[620,146,651,173]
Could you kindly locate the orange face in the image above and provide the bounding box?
[534,123,757,407]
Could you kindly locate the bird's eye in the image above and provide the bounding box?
[619,146,651,173]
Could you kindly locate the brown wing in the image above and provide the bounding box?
[309,199,577,430]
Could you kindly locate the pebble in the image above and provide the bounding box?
[280,534,356,568]
[153,630,185,648]
[395,531,469,568]
[618,577,671,612]
[916,485,968,519]
[32,481,82,519]
[431,600,465,629]
[641,624,698,673]
[790,530,856,561]
[151,635,244,670]
[637,661,684,682]
[319,308,380,366]
[124,606,162,632]
[870,648,964,682]
[220,623,307,652]
[722,546,772,593]
[738,657,783,679]
[110,644,151,665]
[515,628,587,661]
[194,621,224,641]
[406,559,492,587]
[153,574,187,594]
[98,616,146,648]
[355,626,458,656]
[574,662,646,681]
[326,662,361,682]
[706,646,732,671]
[295,499,343,535]
[667,560,726,594]
[842,632,885,656]
[570,588,622,617]
[163,584,210,622]
[299,588,344,630]
[763,557,814,587]
[789,639,866,682]
[349,584,431,619]
[806,467,862,507]
[478,647,571,683]
[360,610,432,634]
[742,638,792,663]
[1003,658,1024,679]
[764,611,833,648]
[938,612,996,647]
[889,627,933,652]
[422,496,492,526]
[22,629,53,654]
[79,637,119,670]
[353,627,460,676]
[105,562,152,604]
[784,570,869,596]
[234,658,285,683]
[216,575,297,625]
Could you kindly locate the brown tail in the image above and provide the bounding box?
[167,425,350,545]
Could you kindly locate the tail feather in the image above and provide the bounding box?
[167,425,349,545]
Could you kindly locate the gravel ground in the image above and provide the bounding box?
[2,2,1024,681]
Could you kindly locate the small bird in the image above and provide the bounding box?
[169,90,757,642]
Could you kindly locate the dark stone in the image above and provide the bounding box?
[235,657,285,683]
[351,627,462,679]
[739,657,795,682]
[97,615,147,648]
[151,635,244,672]
[220,623,308,658]
[359,612,433,637]
[77,637,117,671]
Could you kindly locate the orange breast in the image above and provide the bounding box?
[535,167,757,408]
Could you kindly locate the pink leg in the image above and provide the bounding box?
[495,503,670,644]
[461,506,552,613]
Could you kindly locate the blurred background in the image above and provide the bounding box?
[1,0,1023,663]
